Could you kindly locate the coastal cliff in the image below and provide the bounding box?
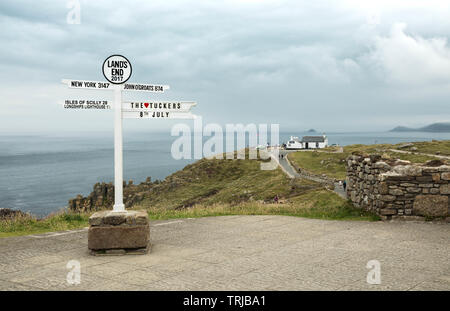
[68,177,155,212]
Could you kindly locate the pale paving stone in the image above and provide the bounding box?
[111,268,171,286]
[410,275,450,291]
[74,278,143,291]
[0,261,38,274]
[184,250,238,265]
[82,261,138,279]
[0,280,42,291]
[149,243,209,258]
[143,258,212,278]
[4,267,100,291]
[22,254,70,267]
[143,273,215,291]
[113,253,174,267]
[189,263,257,281]
[1,262,69,282]
[339,277,432,291]
[240,271,338,291]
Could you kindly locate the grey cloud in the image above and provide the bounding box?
[0,0,450,133]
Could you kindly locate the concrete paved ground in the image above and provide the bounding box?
[0,215,449,291]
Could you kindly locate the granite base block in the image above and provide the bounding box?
[88,210,150,256]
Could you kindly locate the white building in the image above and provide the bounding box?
[285,135,328,150]
[285,136,303,149]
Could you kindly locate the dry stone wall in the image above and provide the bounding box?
[346,155,450,220]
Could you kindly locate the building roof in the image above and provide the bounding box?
[301,136,326,143]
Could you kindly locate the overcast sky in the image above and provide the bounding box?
[1,0,450,134]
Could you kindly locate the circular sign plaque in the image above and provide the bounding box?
[102,55,132,84]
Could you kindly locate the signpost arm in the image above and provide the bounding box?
[113,85,125,212]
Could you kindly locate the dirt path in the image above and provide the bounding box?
[267,149,347,199]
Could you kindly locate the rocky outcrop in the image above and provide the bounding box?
[346,154,450,220]
[0,208,28,219]
[68,177,154,212]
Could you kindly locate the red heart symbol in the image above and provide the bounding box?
[144,103,149,108]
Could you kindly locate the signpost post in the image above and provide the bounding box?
[62,55,197,255]
[103,55,132,213]
[113,85,125,212]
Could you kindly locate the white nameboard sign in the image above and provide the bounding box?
[61,79,114,90]
[122,83,169,93]
[62,54,198,213]
[61,100,111,110]
[121,101,196,112]
[122,111,197,119]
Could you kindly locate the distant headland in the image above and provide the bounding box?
[390,122,450,133]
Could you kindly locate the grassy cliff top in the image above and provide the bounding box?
[288,140,449,180]
[135,155,321,210]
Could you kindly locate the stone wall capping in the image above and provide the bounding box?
[393,159,412,166]
[392,165,422,176]
[438,165,450,172]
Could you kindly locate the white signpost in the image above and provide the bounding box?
[62,55,197,213]
[60,99,111,110]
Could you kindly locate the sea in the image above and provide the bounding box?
[1,131,450,217]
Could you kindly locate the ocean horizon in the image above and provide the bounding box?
[1,130,450,217]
